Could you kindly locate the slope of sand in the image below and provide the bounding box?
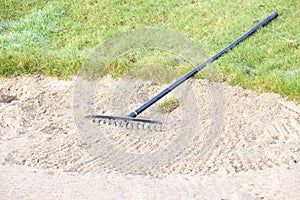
[0,75,299,199]
[1,164,299,200]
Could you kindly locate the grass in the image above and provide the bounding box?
[0,0,299,103]
[157,97,180,114]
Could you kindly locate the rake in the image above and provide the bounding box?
[88,12,278,131]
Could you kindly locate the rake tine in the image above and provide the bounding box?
[144,123,153,132]
[126,122,134,130]
[103,119,108,125]
[117,119,124,128]
[143,123,149,131]
[154,124,163,132]
[136,122,143,130]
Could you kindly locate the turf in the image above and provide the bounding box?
[0,0,299,102]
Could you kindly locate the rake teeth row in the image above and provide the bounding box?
[88,115,163,132]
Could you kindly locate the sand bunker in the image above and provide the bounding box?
[0,75,299,199]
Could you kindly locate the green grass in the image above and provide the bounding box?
[0,0,299,103]
[157,97,180,114]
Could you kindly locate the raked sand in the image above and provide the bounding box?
[0,75,299,199]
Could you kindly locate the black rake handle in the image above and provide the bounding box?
[128,12,278,118]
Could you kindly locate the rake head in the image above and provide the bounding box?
[87,115,163,132]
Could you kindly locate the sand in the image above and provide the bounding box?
[0,75,299,199]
